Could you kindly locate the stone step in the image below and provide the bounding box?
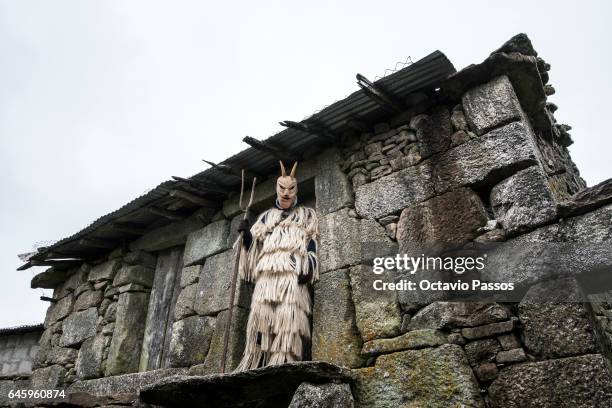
[140,362,352,408]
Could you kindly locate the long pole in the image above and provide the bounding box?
[220,172,255,374]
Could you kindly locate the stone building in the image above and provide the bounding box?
[6,33,612,407]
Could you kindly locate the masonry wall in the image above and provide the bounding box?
[18,35,612,408]
[0,330,41,378]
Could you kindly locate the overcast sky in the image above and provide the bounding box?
[1,1,610,327]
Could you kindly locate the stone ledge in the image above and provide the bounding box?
[67,367,187,397]
[141,362,351,408]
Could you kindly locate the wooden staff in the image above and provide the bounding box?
[220,170,256,374]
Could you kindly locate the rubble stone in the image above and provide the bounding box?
[60,307,98,347]
[289,382,354,408]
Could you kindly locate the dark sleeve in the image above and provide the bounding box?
[298,239,317,284]
[241,229,253,249]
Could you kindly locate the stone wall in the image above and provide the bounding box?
[0,329,41,378]
[15,34,612,407]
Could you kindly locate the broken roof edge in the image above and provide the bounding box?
[22,50,456,268]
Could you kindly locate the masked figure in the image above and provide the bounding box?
[234,161,319,371]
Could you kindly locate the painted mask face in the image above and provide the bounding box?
[277,161,298,209]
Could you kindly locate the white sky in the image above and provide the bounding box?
[1,0,610,327]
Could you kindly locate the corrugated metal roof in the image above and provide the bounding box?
[27,50,455,266]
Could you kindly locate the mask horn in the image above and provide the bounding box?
[290,161,298,178]
[279,161,286,177]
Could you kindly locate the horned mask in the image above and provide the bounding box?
[277,161,298,209]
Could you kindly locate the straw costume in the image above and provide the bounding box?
[234,161,319,371]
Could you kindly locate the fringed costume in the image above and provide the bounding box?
[234,162,319,371]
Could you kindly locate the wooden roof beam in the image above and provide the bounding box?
[202,159,261,180]
[171,176,229,195]
[279,121,337,144]
[356,73,403,114]
[242,136,299,162]
[112,222,148,235]
[150,206,185,221]
[169,189,219,208]
[78,238,118,249]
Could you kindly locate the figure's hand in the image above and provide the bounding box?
[298,271,312,285]
[237,219,250,234]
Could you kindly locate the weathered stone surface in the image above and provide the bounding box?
[105,292,149,375]
[349,265,401,342]
[451,104,469,131]
[60,308,98,347]
[519,278,598,358]
[190,306,248,374]
[30,364,66,389]
[312,269,364,368]
[318,209,361,273]
[184,219,230,266]
[76,334,106,380]
[496,348,526,364]
[397,187,489,247]
[194,249,250,316]
[130,210,209,252]
[123,250,157,268]
[112,264,154,288]
[431,121,538,194]
[464,338,501,366]
[315,149,354,215]
[491,166,557,234]
[407,302,511,330]
[179,264,201,288]
[289,382,354,408]
[461,320,514,340]
[462,75,523,135]
[55,265,88,299]
[361,329,447,357]
[168,315,215,367]
[354,163,434,220]
[174,283,198,320]
[73,290,103,311]
[488,354,612,407]
[47,346,78,365]
[31,267,71,289]
[558,177,612,218]
[498,333,520,350]
[475,362,498,382]
[88,259,120,282]
[68,367,187,396]
[352,344,483,408]
[44,294,73,327]
[413,106,452,158]
[479,205,612,292]
[143,362,351,407]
